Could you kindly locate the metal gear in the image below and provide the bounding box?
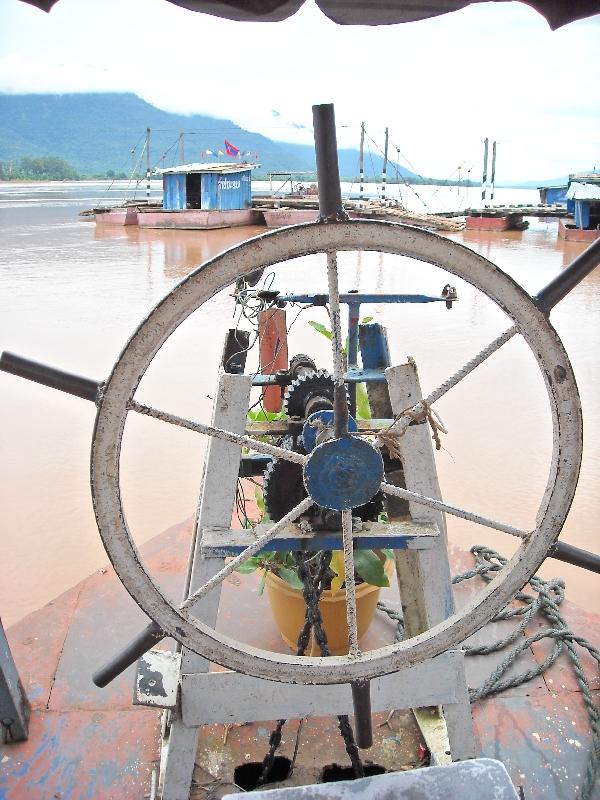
[263,436,309,522]
[263,435,383,525]
[283,369,335,418]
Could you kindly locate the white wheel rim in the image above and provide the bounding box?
[91,220,582,684]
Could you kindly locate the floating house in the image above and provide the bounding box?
[538,184,568,205]
[137,162,262,229]
[559,180,600,242]
[93,162,263,229]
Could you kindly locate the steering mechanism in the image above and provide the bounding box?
[1,105,599,781]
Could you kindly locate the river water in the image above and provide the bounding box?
[0,181,598,627]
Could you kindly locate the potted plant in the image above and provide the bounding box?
[238,315,392,654]
[237,502,394,656]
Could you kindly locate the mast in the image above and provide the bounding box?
[382,126,389,205]
[179,131,185,165]
[359,122,365,207]
[481,137,489,205]
[145,127,151,201]
[490,140,497,202]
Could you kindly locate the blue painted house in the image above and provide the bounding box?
[538,184,568,205]
[159,163,256,211]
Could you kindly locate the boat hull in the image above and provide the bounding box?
[137,208,262,229]
[558,218,600,242]
[466,212,524,232]
[94,207,139,225]
[262,208,320,227]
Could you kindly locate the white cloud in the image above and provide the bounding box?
[1,0,598,180]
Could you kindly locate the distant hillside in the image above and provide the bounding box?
[513,177,569,189]
[0,92,425,181]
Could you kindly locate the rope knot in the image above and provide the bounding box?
[377,401,448,457]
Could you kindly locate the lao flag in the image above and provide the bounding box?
[225,139,240,157]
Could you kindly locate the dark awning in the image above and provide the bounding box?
[18,0,600,30]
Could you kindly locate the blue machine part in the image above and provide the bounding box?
[303,437,383,511]
[302,410,358,453]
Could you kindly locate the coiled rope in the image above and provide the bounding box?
[379,545,600,800]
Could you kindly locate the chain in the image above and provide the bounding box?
[257,551,364,786]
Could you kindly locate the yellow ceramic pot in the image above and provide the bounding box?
[265,560,394,656]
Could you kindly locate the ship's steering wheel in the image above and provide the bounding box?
[91,220,582,685]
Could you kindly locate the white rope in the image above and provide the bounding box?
[180,496,314,610]
[381,482,529,539]
[326,250,346,390]
[129,400,307,465]
[341,508,361,658]
[381,326,518,441]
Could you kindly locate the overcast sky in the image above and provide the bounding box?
[1,0,599,181]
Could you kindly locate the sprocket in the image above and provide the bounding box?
[283,369,335,418]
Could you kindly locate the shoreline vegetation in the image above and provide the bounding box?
[0,158,480,186]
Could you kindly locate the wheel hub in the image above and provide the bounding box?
[303,436,384,511]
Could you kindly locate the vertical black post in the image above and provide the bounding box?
[312,104,347,222]
[0,618,30,743]
[536,237,600,313]
[351,679,373,749]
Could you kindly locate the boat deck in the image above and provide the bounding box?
[1,517,599,799]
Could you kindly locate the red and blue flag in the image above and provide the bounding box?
[224,139,240,157]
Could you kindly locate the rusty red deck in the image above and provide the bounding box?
[1,519,599,799]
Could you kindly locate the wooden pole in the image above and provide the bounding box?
[179,131,185,165]
[359,122,365,208]
[382,126,389,205]
[481,137,489,205]
[146,127,151,201]
[258,309,288,412]
[490,140,497,201]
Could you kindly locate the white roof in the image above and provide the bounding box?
[157,162,259,175]
[567,182,600,201]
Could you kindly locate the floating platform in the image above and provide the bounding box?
[465,211,527,232]
[1,511,599,800]
[136,207,262,230]
[558,218,600,243]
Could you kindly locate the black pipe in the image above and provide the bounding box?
[0,351,100,403]
[535,237,600,313]
[550,541,600,575]
[351,679,373,749]
[92,621,165,687]
[312,103,346,222]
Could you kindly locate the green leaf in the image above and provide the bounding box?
[308,320,333,341]
[361,316,374,324]
[355,383,371,420]
[354,550,389,587]
[236,556,261,574]
[276,567,305,590]
[382,548,395,560]
[257,570,267,596]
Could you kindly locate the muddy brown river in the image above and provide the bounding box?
[1,182,598,626]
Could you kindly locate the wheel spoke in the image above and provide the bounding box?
[180,496,314,611]
[129,400,307,465]
[326,250,349,438]
[341,508,361,657]
[384,326,518,438]
[381,482,528,539]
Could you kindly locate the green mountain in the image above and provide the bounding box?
[0,92,423,181]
